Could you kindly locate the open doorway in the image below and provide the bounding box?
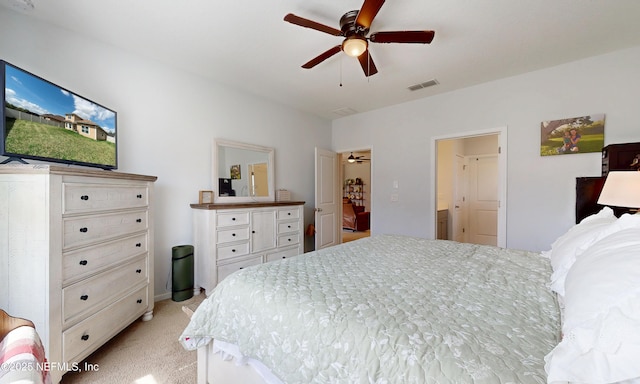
[341,150,371,243]
[432,128,507,247]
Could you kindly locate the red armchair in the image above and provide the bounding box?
[343,199,370,231]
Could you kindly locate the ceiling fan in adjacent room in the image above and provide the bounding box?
[283,0,435,77]
[347,152,370,163]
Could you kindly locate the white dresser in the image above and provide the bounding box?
[191,201,304,294]
[0,164,156,384]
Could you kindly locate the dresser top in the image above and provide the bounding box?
[191,201,305,210]
[0,164,157,182]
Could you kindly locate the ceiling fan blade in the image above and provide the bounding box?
[284,13,342,36]
[357,50,378,77]
[355,0,385,30]
[301,45,342,69]
[369,30,435,44]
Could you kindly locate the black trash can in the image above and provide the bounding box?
[172,245,194,302]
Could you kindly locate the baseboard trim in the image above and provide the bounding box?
[154,292,172,302]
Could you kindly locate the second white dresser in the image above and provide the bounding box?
[191,201,304,294]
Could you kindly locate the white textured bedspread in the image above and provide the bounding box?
[180,235,560,383]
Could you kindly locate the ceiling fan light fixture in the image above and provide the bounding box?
[347,152,356,163]
[342,36,368,57]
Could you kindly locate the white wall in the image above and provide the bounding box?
[0,10,332,300]
[333,45,640,252]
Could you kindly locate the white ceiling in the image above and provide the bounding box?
[3,0,640,120]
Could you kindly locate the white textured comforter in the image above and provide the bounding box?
[180,235,560,383]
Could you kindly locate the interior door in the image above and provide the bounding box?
[467,155,498,246]
[315,148,340,250]
[452,155,466,242]
[248,162,268,197]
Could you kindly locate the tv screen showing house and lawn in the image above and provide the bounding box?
[1,60,117,170]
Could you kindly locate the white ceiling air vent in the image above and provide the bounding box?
[332,107,358,117]
[408,79,439,91]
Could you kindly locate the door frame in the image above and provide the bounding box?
[336,146,373,243]
[430,127,507,247]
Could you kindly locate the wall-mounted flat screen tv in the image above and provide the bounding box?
[1,60,117,170]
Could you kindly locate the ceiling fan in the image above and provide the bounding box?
[283,0,435,77]
[347,152,370,163]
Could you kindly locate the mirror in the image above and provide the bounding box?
[212,139,275,203]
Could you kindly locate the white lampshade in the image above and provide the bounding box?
[597,171,640,208]
[342,37,367,57]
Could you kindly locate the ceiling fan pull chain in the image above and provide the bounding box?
[340,54,343,87]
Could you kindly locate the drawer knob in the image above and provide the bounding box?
[288,212,291,216]
[282,256,286,259]
[231,249,236,253]
[80,195,89,201]
[136,218,142,223]
[136,269,142,273]
[239,267,243,270]
[288,238,292,242]
[137,299,143,304]
[136,243,142,247]
[137,194,143,199]
[79,227,88,233]
[232,233,236,237]
[81,334,90,341]
[79,260,88,266]
[80,295,89,301]
[232,217,236,221]
[287,225,292,228]
[252,230,256,234]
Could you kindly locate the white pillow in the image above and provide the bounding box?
[545,226,640,383]
[548,207,616,296]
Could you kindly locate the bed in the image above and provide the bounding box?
[180,210,640,384]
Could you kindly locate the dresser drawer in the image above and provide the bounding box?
[63,233,148,284]
[63,209,148,249]
[217,242,250,261]
[217,212,250,227]
[63,256,148,324]
[277,208,300,220]
[217,256,262,283]
[63,183,149,214]
[265,246,300,263]
[217,227,250,244]
[277,233,300,247]
[63,286,148,363]
[277,221,300,234]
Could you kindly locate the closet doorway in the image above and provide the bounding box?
[432,128,506,247]
[341,150,371,243]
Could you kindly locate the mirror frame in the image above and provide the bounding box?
[212,139,275,203]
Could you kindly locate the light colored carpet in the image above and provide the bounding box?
[61,293,205,384]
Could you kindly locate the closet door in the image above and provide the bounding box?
[467,155,498,246]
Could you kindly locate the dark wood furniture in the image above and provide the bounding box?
[343,199,370,232]
[601,142,640,175]
[575,142,640,223]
